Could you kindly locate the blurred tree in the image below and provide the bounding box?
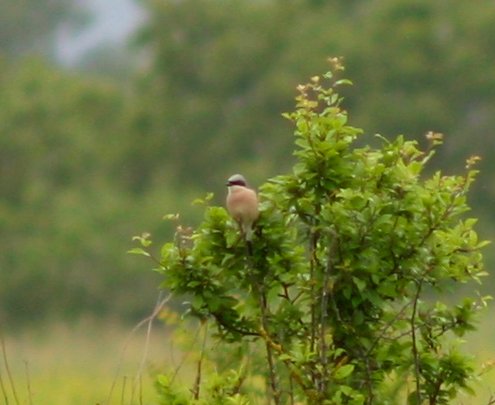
[0,0,87,58]
[133,0,304,191]
[0,59,168,324]
[3,0,495,326]
[74,44,137,81]
[135,0,495,219]
[338,0,495,226]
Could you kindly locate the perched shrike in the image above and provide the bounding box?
[226,174,259,242]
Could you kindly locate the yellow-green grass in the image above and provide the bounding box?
[1,311,495,405]
[1,318,172,405]
[465,310,495,404]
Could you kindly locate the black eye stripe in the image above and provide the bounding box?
[228,180,246,187]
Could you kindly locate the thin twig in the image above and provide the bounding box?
[232,357,248,395]
[120,376,127,405]
[245,240,281,405]
[170,323,203,384]
[309,229,319,358]
[319,230,338,395]
[106,291,173,404]
[363,354,374,405]
[365,299,414,357]
[24,361,33,405]
[246,235,281,405]
[259,287,281,405]
[138,374,143,405]
[411,279,424,405]
[1,336,19,405]
[131,291,168,400]
[0,366,9,405]
[307,225,321,391]
[259,324,318,399]
[353,344,374,405]
[192,320,209,400]
[289,374,295,405]
[357,300,416,404]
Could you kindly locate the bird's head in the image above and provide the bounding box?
[226,174,248,187]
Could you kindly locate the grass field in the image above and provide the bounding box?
[1,318,172,405]
[1,311,495,405]
[466,310,495,405]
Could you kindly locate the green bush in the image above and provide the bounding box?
[133,59,489,404]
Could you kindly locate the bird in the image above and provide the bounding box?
[226,174,259,242]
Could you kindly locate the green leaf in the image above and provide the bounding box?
[163,213,180,221]
[132,232,152,247]
[127,247,151,257]
[407,392,421,405]
[352,277,366,292]
[334,364,355,380]
[192,192,214,206]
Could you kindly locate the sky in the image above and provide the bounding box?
[56,0,145,65]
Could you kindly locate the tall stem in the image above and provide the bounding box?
[310,229,318,356]
[411,279,424,404]
[259,287,281,405]
[192,320,208,400]
[247,244,281,405]
[319,230,337,395]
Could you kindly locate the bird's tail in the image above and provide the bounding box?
[246,240,253,256]
[244,224,254,242]
[243,223,254,256]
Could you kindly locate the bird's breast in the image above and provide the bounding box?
[226,187,259,222]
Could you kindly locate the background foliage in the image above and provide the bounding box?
[1,0,494,326]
